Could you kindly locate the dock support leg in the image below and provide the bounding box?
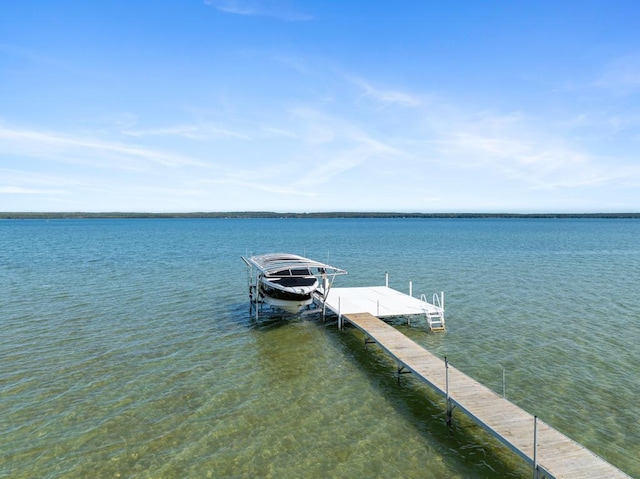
[364,334,376,350]
[396,363,412,385]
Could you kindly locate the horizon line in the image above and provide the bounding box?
[2,212,640,219]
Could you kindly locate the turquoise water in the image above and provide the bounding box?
[1,218,639,478]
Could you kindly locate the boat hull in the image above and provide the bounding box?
[259,276,318,313]
[260,294,314,313]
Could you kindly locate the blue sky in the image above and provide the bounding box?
[1,1,640,213]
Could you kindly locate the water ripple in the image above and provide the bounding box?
[1,218,639,478]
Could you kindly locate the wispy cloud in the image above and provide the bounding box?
[199,176,316,197]
[0,185,65,195]
[122,124,250,140]
[430,113,618,191]
[295,145,383,188]
[0,167,89,198]
[261,126,298,138]
[0,126,214,170]
[352,78,422,108]
[204,0,312,21]
[278,106,404,188]
[594,55,640,95]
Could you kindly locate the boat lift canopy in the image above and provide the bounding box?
[241,253,347,277]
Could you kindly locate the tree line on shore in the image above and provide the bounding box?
[2,212,640,219]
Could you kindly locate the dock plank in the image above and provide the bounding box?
[343,312,631,479]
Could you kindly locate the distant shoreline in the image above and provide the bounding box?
[2,212,640,219]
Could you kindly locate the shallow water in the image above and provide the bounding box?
[1,218,638,478]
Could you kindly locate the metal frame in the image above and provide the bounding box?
[242,253,347,319]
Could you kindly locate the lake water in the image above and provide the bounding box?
[1,218,639,478]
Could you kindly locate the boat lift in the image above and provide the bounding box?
[241,253,347,320]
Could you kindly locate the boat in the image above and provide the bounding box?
[241,253,347,314]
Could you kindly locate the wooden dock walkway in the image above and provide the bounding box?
[344,312,631,479]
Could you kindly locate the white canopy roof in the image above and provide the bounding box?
[242,253,347,276]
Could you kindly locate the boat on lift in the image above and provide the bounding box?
[241,253,347,314]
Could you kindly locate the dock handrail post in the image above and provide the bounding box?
[409,281,413,297]
[445,356,452,425]
[533,416,538,479]
[502,367,506,398]
[385,272,389,287]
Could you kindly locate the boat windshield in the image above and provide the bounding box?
[270,276,318,287]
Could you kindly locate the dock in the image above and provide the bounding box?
[340,312,631,479]
[319,285,446,330]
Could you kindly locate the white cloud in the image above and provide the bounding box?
[0,186,65,194]
[261,127,298,138]
[429,112,627,192]
[0,126,214,170]
[0,168,92,204]
[352,78,422,108]
[122,124,250,140]
[3,56,639,212]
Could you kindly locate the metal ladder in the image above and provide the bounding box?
[421,292,445,331]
